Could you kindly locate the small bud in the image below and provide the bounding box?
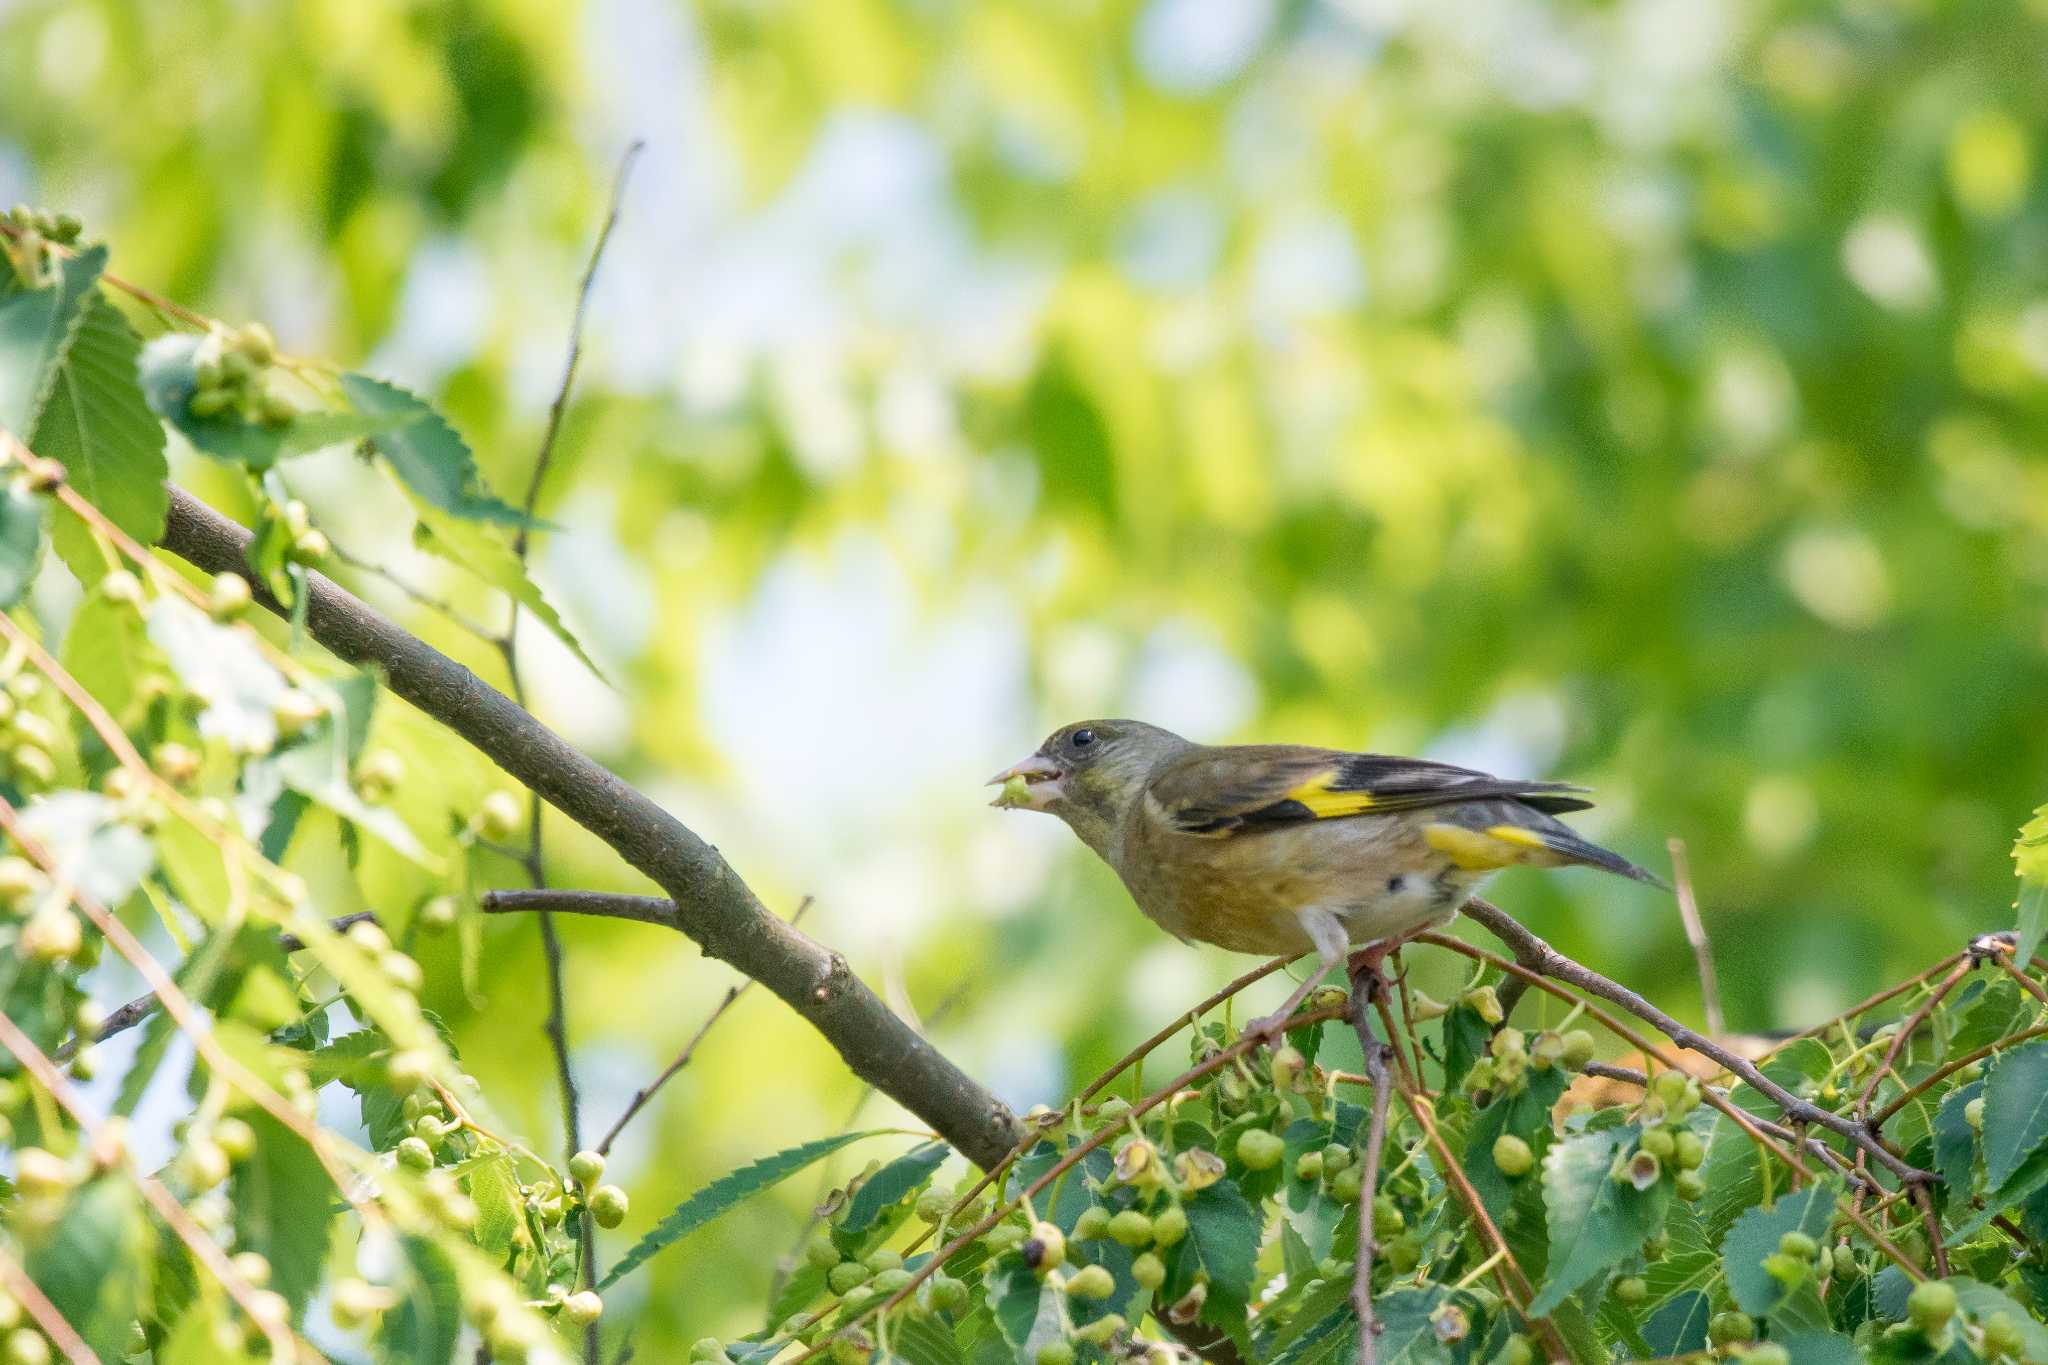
[1778,1230,1818,1261]
[1372,1194,1405,1238]
[1330,1166,1363,1203]
[236,322,277,365]
[98,569,145,606]
[1065,1264,1115,1299]
[0,855,41,910]
[827,1262,869,1296]
[1151,1203,1188,1247]
[1673,1129,1705,1170]
[1405,988,1448,1022]
[292,529,330,562]
[1235,1128,1284,1172]
[478,790,525,841]
[1132,1251,1166,1290]
[1906,1279,1957,1333]
[1074,1313,1126,1345]
[1492,1134,1534,1178]
[864,1250,903,1274]
[419,895,459,930]
[1966,1096,1986,1131]
[569,1149,606,1185]
[1707,1310,1755,1345]
[1321,1143,1352,1174]
[1674,1168,1706,1201]
[1493,1334,1535,1365]
[214,1116,257,1162]
[1560,1029,1598,1069]
[1271,1045,1305,1090]
[870,1268,913,1294]
[396,1137,434,1171]
[152,741,201,786]
[381,950,424,994]
[14,1149,70,1196]
[1462,985,1504,1025]
[1638,1127,1675,1160]
[183,1139,230,1191]
[355,749,406,801]
[591,1184,629,1228]
[385,1049,431,1090]
[1108,1209,1154,1247]
[272,689,325,738]
[1295,1150,1324,1182]
[207,571,253,620]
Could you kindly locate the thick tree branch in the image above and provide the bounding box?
[158,488,1023,1168]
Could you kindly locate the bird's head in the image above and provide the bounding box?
[988,719,1190,849]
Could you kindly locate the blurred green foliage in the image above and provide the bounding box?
[6,0,2048,1354]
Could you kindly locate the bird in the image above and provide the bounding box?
[988,719,1663,1042]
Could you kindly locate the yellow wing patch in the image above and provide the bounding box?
[1424,822,1560,870]
[1283,770,1379,819]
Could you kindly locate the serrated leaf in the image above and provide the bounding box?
[988,1257,1067,1357]
[231,1111,333,1317]
[377,1235,461,1365]
[412,507,608,683]
[1529,1123,1669,1315]
[19,1172,150,1359]
[1951,1276,2048,1361]
[340,372,528,524]
[63,589,158,723]
[1934,1078,1983,1199]
[139,335,409,472]
[1719,1180,1836,1317]
[840,1142,949,1238]
[1463,1066,1567,1221]
[1982,1039,2048,1189]
[887,1313,968,1365]
[1169,1178,1260,1313]
[0,242,103,434]
[1272,1285,1453,1365]
[1439,1000,1490,1091]
[35,285,168,583]
[467,1154,521,1258]
[600,1130,884,1289]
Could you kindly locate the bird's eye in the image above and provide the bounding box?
[1070,728,1096,750]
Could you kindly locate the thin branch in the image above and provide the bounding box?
[58,910,381,1060]
[1348,967,1393,1365]
[1456,899,1934,1186]
[597,896,813,1156]
[0,1246,101,1365]
[157,488,1022,1168]
[1666,838,1724,1037]
[328,544,501,639]
[481,889,680,928]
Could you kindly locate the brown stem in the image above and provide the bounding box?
[1666,838,1724,1037]
[157,488,1022,1168]
[0,1247,101,1365]
[1349,964,1394,1365]
[1456,900,1933,1187]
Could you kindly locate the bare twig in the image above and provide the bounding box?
[1666,839,1724,1037]
[0,1246,101,1365]
[1348,963,1394,1365]
[61,911,382,1059]
[1456,899,1934,1186]
[157,488,1022,1168]
[597,896,813,1156]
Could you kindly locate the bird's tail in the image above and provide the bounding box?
[1525,826,1669,890]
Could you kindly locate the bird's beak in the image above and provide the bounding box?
[987,753,1064,810]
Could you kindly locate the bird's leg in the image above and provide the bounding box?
[1241,907,1351,1049]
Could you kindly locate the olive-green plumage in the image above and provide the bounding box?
[991,719,1661,1033]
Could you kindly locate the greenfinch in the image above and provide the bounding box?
[990,719,1661,1039]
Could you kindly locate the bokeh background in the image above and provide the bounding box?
[7,0,2048,1353]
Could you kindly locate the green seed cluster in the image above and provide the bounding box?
[187,323,296,427]
[1611,1069,1709,1201]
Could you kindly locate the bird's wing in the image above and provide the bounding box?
[1146,745,1593,836]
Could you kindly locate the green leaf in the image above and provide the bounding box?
[1770,1331,1866,1364]
[1463,1067,1568,1221]
[19,1172,150,1359]
[1439,1000,1490,1092]
[600,1130,884,1289]
[1933,1078,1983,1198]
[0,243,103,435]
[840,1141,949,1238]
[0,484,43,607]
[231,1111,334,1318]
[1529,1124,1669,1315]
[2017,881,2048,975]
[1982,1038,2048,1189]
[988,1257,1067,1358]
[1164,1177,1260,1333]
[467,1153,522,1258]
[139,335,408,472]
[37,291,170,584]
[1272,1285,1454,1365]
[412,508,608,682]
[340,372,528,524]
[886,1313,968,1365]
[63,588,158,722]
[22,790,155,906]
[2015,805,2048,966]
[1718,1180,1836,1318]
[377,1235,461,1365]
[1951,1276,2048,1360]
[1641,1289,1710,1356]
[260,677,428,863]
